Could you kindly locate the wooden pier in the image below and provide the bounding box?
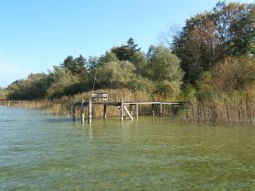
[72,93,186,123]
[0,100,28,107]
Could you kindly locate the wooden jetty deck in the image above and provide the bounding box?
[0,100,28,107]
[72,99,186,123]
[0,95,187,124]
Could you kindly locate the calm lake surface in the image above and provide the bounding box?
[0,106,255,190]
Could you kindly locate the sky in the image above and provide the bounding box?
[0,0,252,87]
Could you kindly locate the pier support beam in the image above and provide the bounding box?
[136,104,139,119]
[80,101,85,123]
[88,100,92,124]
[120,98,124,121]
[160,102,163,117]
[72,103,76,121]
[103,104,107,119]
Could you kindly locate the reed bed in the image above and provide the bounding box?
[3,88,255,126]
[179,92,255,126]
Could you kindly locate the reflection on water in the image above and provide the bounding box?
[0,106,255,190]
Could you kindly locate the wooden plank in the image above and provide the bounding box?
[125,101,161,105]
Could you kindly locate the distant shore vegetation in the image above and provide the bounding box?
[2,1,255,124]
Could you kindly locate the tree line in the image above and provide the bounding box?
[6,1,255,102]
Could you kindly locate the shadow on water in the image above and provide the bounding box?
[44,117,73,123]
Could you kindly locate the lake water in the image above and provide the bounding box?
[0,106,255,190]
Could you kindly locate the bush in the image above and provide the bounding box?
[155,80,181,98]
[212,56,255,91]
[94,61,135,89]
[7,73,52,100]
[47,66,82,98]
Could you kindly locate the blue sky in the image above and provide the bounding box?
[0,0,252,87]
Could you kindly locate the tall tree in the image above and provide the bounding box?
[111,38,141,61]
[62,55,87,78]
[147,45,183,82]
[172,1,255,85]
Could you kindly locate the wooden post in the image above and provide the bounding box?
[160,102,163,117]
[72,103,76,121]
[135,104,138,119]
[103,104,107,119]
[80,101,85,123]
[129,104,132,116]
[88,100,92,124]
[152,104,155,116]
[120,98,124,121]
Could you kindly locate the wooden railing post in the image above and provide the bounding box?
[120,98,124,121]
[72,103,76,121]
[103,104,107,119]
[88,100,92,124]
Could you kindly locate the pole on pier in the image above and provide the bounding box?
[88,100,92,124]
[72,103,76,121]
[136,104,139,119]
[160,102,163,117]
[120,98,124,121]
[80,101,85,123]
[103,104,107,119]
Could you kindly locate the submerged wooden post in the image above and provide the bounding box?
[152,104,155,116]
[80,101,85,123]
[160,102,163,117]
[120,98,124,121]
[72,103,76,121]
[88,100,92,124]
[103,104,107,119]
[136,104,139,119]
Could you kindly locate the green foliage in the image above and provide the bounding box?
[95,61,136,89]
[127,78,156,93]
[129,51,147,77]
[47,66,82,98]
[147,45,183,82]
[155,80,181,98]
[99,51,119,63]
[7,73,52,100]
[62,55,87,78]
[196,72,214,102]
[111,38,140,61]
[0,88,8,100]
[178,84,196,101]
